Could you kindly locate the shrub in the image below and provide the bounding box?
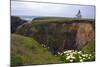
[60,50,95,63]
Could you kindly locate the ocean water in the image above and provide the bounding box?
[19,16,36,21]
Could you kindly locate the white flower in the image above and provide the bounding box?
[80,59,83,62]
[66,53,70,56]
[82,54,86,57]
[70,59,73,62]
[78,51,82,54]
[71,56,76,59]
[88,57,91,59]
[79,56,82,59]
[63,50,94,63]
[64,51,68,54]
[66,56,71,60]
[89,54,92,57]
[70,54,74,57]
[66,57,70,60]
[83,58,86,60]
[85,54,89,57]
[67,50,74,53]
[73,51,77,54]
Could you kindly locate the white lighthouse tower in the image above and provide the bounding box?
[76,10,82,19]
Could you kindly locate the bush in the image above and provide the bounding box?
[60,50,95,63]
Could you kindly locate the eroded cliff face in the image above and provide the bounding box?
[16,19,95,54]
[75,23,95,50]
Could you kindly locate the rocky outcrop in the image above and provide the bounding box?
[11,16,27,33]
[16,18,95,54]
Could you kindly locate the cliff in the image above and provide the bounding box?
[16,17,95,54]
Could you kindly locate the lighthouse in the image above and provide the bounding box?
[76,10,82,19]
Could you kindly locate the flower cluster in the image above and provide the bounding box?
[60,50,95,63]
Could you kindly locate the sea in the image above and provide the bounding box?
[19,16,36,21]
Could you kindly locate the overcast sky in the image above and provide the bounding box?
[11,1,95,19]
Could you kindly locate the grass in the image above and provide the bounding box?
[34,17,79,20]
[32,17,93,25]
[33,16,94,21]
[11,34,62,66]
[82,40,95,53]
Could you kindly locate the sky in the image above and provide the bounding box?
[11,1,95,19]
